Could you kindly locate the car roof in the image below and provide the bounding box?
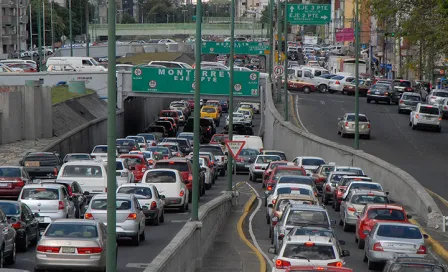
[346,113,367,117]
[157,158,188,163]
[276,183,313,189]
[93,193,133,199]
[290,203,326,211]
[276,194,315,200]
[118,183,153,188]
[343,175,371,180]
[287,235,335,244]
[23,183,64,189]
[365,204,404,210]
[351,189,387,195]
[392,256,440,265]
[296,156,325,160]
[263,150,285,153]
[375,222,417,228]
[52,219,98,225]
[402,92,420,96]
[62,161,106,166]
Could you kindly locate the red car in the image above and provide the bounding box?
[186,100,195,110]
[6,63,37,72]
[159,110,179,125]
[119,154,149,182]
[286,266,353,272]
[265,166,307,193]
[285,79,318,92]
[210,134,228,145]
[262,161,294,187]
[355,204,411,249]
[332,176,372,211]
[0,166,31,199]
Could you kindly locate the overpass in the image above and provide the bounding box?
[90,23,266,38]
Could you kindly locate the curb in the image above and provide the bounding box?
[237,192,267,272]
[409,218,448,262]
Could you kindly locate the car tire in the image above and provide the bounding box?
[319,85,327,93]
[323,195,329,205]
[205,183,210,190]
[179,203,186,213]
[411,122,417,130]
[358,238,365,249]
[32,228,39,245]
[398,109,403,114]
[409,121,412,126]
[5,242,15,265]
[367,99,371,103]
[139,229,146,241]
[220,169,225,177]
[342,219,350,232]
[340,131,345,138]
[266,215,270,224]
[437,126,442,132]
[339,219,343,226]
[152,213,160,226]
[262,182,265,188]
[363,252,368,263]
[269,227,272,238]
[160,211,165,223]
[342,90,347,95]
[19,233,28,252]
[335,202,340,212]
[355,236,358,243]
[303,86,311,94]
[387,98,391,105]
[368,259,378,270]
[365,134,370,140]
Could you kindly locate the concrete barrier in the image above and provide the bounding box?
[262,80,443,228]
[144,192,233,272]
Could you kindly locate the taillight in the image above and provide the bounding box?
[373,242,384,251]
[58,201,65,210]
[367,90,371,94]
[347,207,356,212]
[439,117,442,121]
[85,213,94,220]
[188,174,193,182]
[344,122,349,127]
[37,246,60,253]
[53,167,58,176]
[275,259,291,269]
[384,92,389,96]
[179,190,185,197]
[77,247,103,254]
[255,166,261,169]
[325,184,331,192]
[127,213,137,220]
[272,199,277,204]
[335,80,340,84]
[444,106,448,110]
[150,201,157,210]
[11,222,21,229]
[132,146,138,150]
[141,144,146,148]
[415,114,419,119]
[399,100,404,104]
[367,124,371,128]
[152,142,156,146]
[417,245,427,254]
[327,261,343,267]
[15,178,24,187]
[267,186,273,191]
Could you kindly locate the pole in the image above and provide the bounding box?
[86,1,90,56]
[69,0,73,56]
[192,0,202,222]
[283,0,288,121]
[51,0,54,54]
[29,4,33,51]
[16,0,20,55]
[106,0,117,270]
[42,0,45,54]
[37,0,42,71]
[268,0,274,79]
[227,0,235,191]
[354,0,360,149]
[276,0,282,103]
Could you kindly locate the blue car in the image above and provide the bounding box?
[220,100,229,113]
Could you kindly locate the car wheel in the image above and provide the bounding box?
[339,219,343,226]
[437,126,442,132]
[32,228,39,244]
[365,134,371,140]
[152,213,160,226]
[342,219,350,232]
[160,211,165,223]
[331,198,335,209]
[341,131,345,138]
[319,85,327,93]
[19,233,28,252]
[355,236,358,243]
[387,98,391,105]
[179,203,186,213]
[358,238,365,249]
[343,90,348,95]
[409,121,412,126]
[323,195,329,205]
[367,99,371,103]
[5,242,15,265]
[411,122,417,130]
[266,215,270,225]
[139,229,146,241]
[335,202,340,212]
[398,109,402,114]
[368,259,378,270]
[363,252,368,263]
[269,227,272,238]
[262,182,265,188]
[220,169,225,177]
[205,183,210,190]
[303,86,311,94]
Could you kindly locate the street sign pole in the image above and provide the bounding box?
[192,0,202,221]
[276,0,282,103]
[283,0,289,121]
[37,0,42,71]
[227,0,235,192]
[354,0,360,150]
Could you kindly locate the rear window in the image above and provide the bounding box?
[145,171,177,183]
[419,106,439,115]
[346,115,368,122]
[240,149,259,157]
[202,107,216,113]
[336,168,364,175]
[154,162,188,172]
[147,147,169,155]
[117,186,152,198]
[138,134,155,141]
[23,155,59,167]
[274,170,305,180]
[265,152,286,160]
[270,162,287,169]
[91,199,132,210]
[92,146,107,153]
[200,119,213,126]
[65,154,91,161]
[178,134,194,140]
[372,84,390,90]
[282,244,335,260]
[122,157,144,165]
[116,139,135,146]
[256,156,281,163]
[116,162,124,170]
[278,177,313,186]
[377,225,422,239]
[127,137,145,144]
[160,111,178,117]
[292,228,334,238]
[368,209,405,220]
[433,92,448,97]
[45,223,98,238]
[200,147,224,156]
[286,210,329,226]
[390,264,444,272]
[351,194,388,204]
[301,158,325,166]
[211,135,228,143]
[402,95,420,101]
[393,81,412,88]
[319,166,335,176]
[21,188,59,200]
[0,167,21,178]
[0,202,19,215]
[62,165,103,177]
[350,183,381,191]
[163,139,188,147]
[276,187,312,196]
[332,76,344,80]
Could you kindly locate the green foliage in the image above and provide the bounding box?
[121,12,136,24]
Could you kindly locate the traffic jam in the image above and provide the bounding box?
[0,98,261,270]
[241,148,446,271]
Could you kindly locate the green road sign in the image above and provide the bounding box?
[202,41,271,55]
[132,67,260,97]
[287,4,331,25]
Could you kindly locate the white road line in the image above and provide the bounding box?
[245,182,274,269]
[295,95,310,133]
[320,100,326,105]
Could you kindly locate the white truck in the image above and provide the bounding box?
[287,66,331,92]
[327,56,367,75]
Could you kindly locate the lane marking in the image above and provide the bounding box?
[409,218,448,264]
[320,100,326,105]
[236,186,267,272]
[425,188,448,208]
[126,263,150,268]
[246,182,275,269]
[294,94,310,133]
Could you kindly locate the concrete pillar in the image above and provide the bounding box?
[22,80,42,140]
[41,86,53,138]
[0,92,22,144]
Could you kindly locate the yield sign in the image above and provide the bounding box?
[224,141,246,159]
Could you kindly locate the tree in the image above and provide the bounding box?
[121,12,136,24]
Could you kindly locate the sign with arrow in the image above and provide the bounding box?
[287,4,331,25]
[224,141,246,160]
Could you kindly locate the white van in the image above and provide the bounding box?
[233,135,264,152]
[46,57,106,72]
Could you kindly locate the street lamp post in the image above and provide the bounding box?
[283,0,288,121]
[51,0,54,54]
[354,0,360,149]
[276,0,282,103]
[37,0,42,71]
[268,0,274,79]
[29,4,33,51]
[227,0,235,192]
[69,0,73,56]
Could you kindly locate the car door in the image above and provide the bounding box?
[0,211,14,252]
[61,187,75,218]
[22,204,38,240]
[133,197,145,230]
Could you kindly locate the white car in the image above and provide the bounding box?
[410,103,442,132]
[266,183,314,219]
[292,156,326,172]
[226,112,245,126]
[126,135,148,151]
[426,89,448,106]
[142,169,189,212]
[328,75,355,93]
[249,155,282,182]
[90,145,118,162]
[116,159,135,185]
[236,109,252,121]
[117,183,165,225]
[158,142,182,157]
[341,180,382,200]
[198,157,213,189]
[176,110,186,125]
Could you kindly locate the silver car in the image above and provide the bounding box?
[0,208,16,266]
[337,113,371,139]
[364,222,428,270]
[249,155,282,182]
[34,219,109,271]
[85,193,145,246]
[321,171,357,205]
[398,92,421,113]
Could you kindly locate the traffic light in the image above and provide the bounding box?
[385,32,395,37]
[391,32,395,37]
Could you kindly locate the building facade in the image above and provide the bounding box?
[0,0,29,59]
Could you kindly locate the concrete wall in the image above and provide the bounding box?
[263,81,443,228]
[144,192,233,272]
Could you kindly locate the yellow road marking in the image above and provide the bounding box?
[425,188,448,208]
[237,193,267,272]
[409,218,448,262]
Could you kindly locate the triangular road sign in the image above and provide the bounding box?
[224,141,246,159]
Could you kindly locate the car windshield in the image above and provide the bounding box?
[433,92,448,97]
[211,135,228,143]
[276,187,312,196]
[270,162,288,169]
[178,134,194,140]
[92,146,107,153]
[45,223,98,238]
[350,183,381,191]
[282,244,335,260]
[65,154,90,161]
[160,111,178,117]
[373,84,390,90]
[265,152,286,160]
[240,149,259,157]
[116,162,124,170]
[91,199,132,210]
[155,162,188,172]
[0,167,21,177]
[330,174,353,184]
[393,81,412,87]
[117,187,152,198]
[200,147,224,156]
[145,171,176,183]
[319,166,335,176]
[302,158,325,166]
[202,108,216,113]
[402,95,420,101]
[377,225,422,239]
[21,188,59,200]
[390,264,444,272]
[127,137,145,143]
[62,165,103,177]
[368,209,405,220]
[420,106,440,115]
[116,139,135,146]
[274,170,305,180]
[234,114,244,118]
[23,155,59,166]
[159,145,179,152]
[163,139,188,147]
[286,210,329,226]
[336,168,364,175]
[351,195,388,204]
[138,134,155,141]
[347,115,368,122]
[0,202,20,215]
[256,156,281,163]
[278,177,313,186]
[147,147,169,155]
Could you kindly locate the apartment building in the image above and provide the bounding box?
[0,0,29,59]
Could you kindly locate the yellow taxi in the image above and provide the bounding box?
[200,106,221,126]
[238,104,254,115]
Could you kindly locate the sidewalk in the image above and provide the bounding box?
[0,138,56,166]
[201,182,262,272]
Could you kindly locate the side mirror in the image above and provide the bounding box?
[268,247,276,254]
[407,214,413,219]
[267,204,273,208]
[34,212,40,217]
[423,234,429,239]
[363,230,370,236]
[354,212,360,217]
[83,191,90,195]
[385,191,390,195]
[338,240,346,245]
[341,250,350,257]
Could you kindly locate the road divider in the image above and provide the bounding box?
[263,80,443,229]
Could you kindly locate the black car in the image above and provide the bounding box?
[146,125,168,138]
[235,148,259,173]
[161,138,192,154]
[116,138,138,154]
[367,83,400,104]
[155,121,176,137]
[0,200,39,251]
[20,152,63,179]
[183,118,206,143]
[383,255,446,272]
[223,123,254,135]
[220,100,229,113]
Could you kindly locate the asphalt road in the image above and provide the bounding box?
[8,109,261,272]
[291,92,448,214]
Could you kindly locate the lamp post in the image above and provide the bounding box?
[227,0,235,192]
[69,0,73,56]
[37,0,42,71]
[283,0,288,121]
[276,0,282,103]
[29,4,33,51]
[354,0,360,149]
[268,0,274,79]
[51,0,54,54]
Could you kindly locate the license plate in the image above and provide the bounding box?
[62,247,75,253]
[375,91,380,94]
[25,161,40,167]
[0,183,10,187]
[425,117,432,120]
